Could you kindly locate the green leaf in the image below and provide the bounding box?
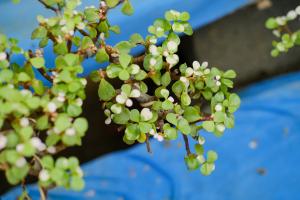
[161,72,171,87]
[98,79,116,101]
[73,118,88,134]
[184,155,199,170]
[106,0,119,8]
[112,109,130,125]
[81,36,94,49]
[207,150,218,163]
[95,49,109,63]
[214,112,225,123]
[36,115,49,130]
[119,54,131,67]
[195,144,204,155]
[130,109,140,122]
[265,17,278,29]
[125,123,140,140]
[139,122,152,133]
[31,27,47,39]
[163,124,178,140]
[71,176,85,191]
[162,99,174,110]
[178,118,191,135]
[228,94,241,113]
[223,70,236,78]
[30,57,45,69]
[54,42,68,55]
[183,107,201,122]
[118,69,130,80]
[202,121,215,132]
[200,163,215,176]
[172,80,184,97]
[166,113,177,126]
[121,0,134,16]
[129,33,144,44]
[55,114,71,132]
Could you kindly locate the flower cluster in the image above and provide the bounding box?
[265,5,300,57]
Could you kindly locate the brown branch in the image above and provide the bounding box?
[37,0,61,15]
[191,115,213,123]
[182,134,191,155]
[145,133,152,153]
[38,68,53,83]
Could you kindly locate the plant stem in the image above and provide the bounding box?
[38,186,47,200]
[182,134,191,156]
[145,133,152,153]
[37,0,61,15]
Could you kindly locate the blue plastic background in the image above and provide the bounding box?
[3,71,300,199]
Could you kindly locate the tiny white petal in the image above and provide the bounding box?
[156,27,163,32]
[149,37,157,44]
[160,88,169,98]
[125,99,133,107]
[204,68,210,74]
[0,135,7,150]
[149,45,159,56]
[198,136,206,145]
[185,67,194,77]
[196,155,206,164]
[47,102,57,113]
[156,134,164,142]
[216,124,225,132]
[0,52,7,61]
[76,98,83,106]
[116,94,127,104]
[216,81,221,86]
[215,104,223,112]
[192,61,201,70]
[130,89,141,98]
[150,58,157,66]
[105,117,112,125]
[111,104,122,114]
[296,6,300,15]
[141,108,153,121]
[39,170,50,182]
[201,61,208,68]
[167,41,177,52]
[130,64,140,75]
[163,50,169,57]
[16,157,27,168]
[149,129,155,135]
[287,10,297,20]
[168,96,174,102]
[66,128,76,136]
[16,144,24,153]
[215,75,221,80]
[20,118,30,127]
[47,146,56,154]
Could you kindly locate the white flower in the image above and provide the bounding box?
[276,16,286,25]
[76,167,84,177]
[130,89,141,98]
[154,133,164,142]
[0,52,7,61]
[216,81,221,87]
[111,104,122,114]
[198,136,205,145]
[204,68,210,74]
[130,64,140,75]
[47,102,57,113]
[59,19,67,26]
[47,146,56,154]
[166,54,179,65]
[163,50,169,57]
[65,128,76,136]
[16,144,24,153]
[141,108,153,121]
[76,98,83,106]
[167,41,177,52]
[15,157,26,168]
[168,96,174,102]
[215,104,223,112]
[57,92,65,102]
[80,78,87,86]
[31,137,46,151]
[20,117,30,127]
[287,10,297,20]
[185,67,194,77]
[296,6,300,15]
[149,45,159,56]
[20,89,31,96]
[149,129,155,135]
[125,99,133,107]
[100,33,105,40]
[116,93,127,104]
[104,117,112,125]
[216,124,225,132]
[150,58,157,66]
[39,169,50,182]
[272,30,281,37]
[192,61,201,70]
[0,134,7,150]
[100,1,107,7]
[69,30,74,36]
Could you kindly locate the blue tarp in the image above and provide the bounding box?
[3,71,300,200]
[0,0,251,76]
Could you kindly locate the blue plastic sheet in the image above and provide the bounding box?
[3,71,300,200]
[0,0,250,76]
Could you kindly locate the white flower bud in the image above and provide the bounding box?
[16,157,26,168]
[166,54,179,65]
[0,52,7,61]
[185,67,194,77]
[150,58,157,66]
[68,30,74,36]
[131,64,140,75]
[0,134,7,150]
[216,81,221,87]
[59,19,67,26]
[125,99,133,107]
[76,98,83,106]
[180,76,189,87]
[216,124,225,132]
[149,37,157,44]
[198,136,205,145]
[31,137,44,150]
[20,117,30,127]
[202,61,208,68]
[76,167,84,177]
[296,6,300,15]
[156,27,163,32]
[149,45,159,56]
[215,104,223,112]
[39,169,50,182]
[287,10,297,20]
[47,146,56,154]
[149,129,155,135]
[204,68,210,74]
[100,33,105,40]
[47,102,57,113]
[130,89,141,98]
[20,89,31,96]
[16,144,24,153]
[192,61,201,70]
[141,108,153,121]
[163,50,169,57]
[167,41,177,52]
[272,30,281,37]
[116,93,127,104]
[66,128,76,136]
[105,117,112,125]
[156,134,164,142]
[215,75,221,80]
[276,17,286,25]
[80,79,87,86]
[168,96,174,102]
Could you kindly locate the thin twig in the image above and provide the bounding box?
[182,134,191,155]
[37,0,61,15]
[145,133,152,153]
